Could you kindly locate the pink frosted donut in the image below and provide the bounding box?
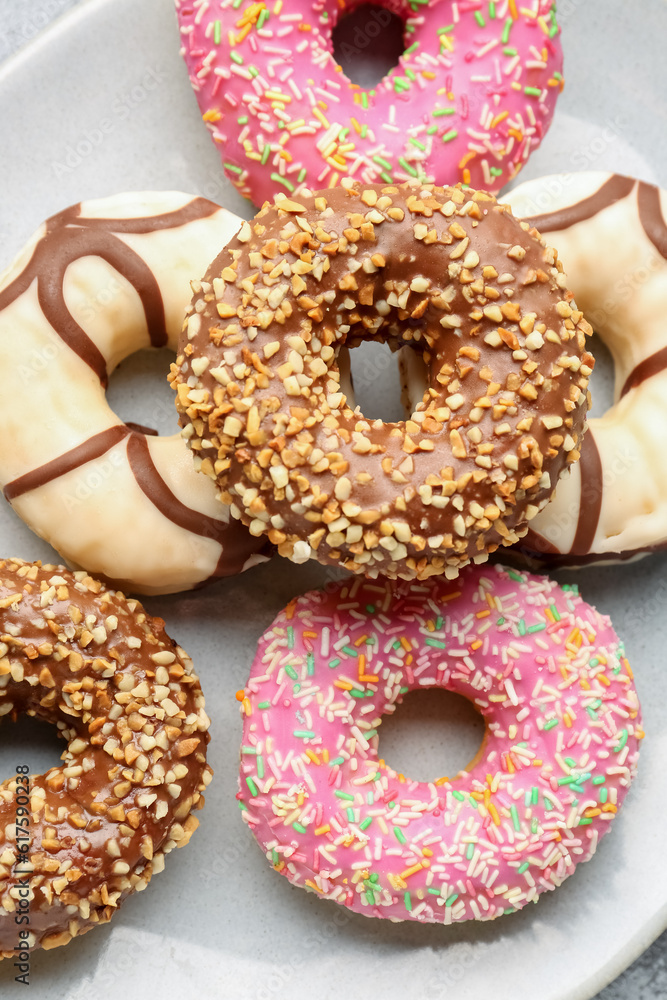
[176,0,563,205]
[238,564,642,923]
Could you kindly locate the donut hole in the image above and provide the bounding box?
[0,713,64,777]
[106,347,178,436]
[378,688,486,782]
[396,344,430,419]
[331,3,406,87]
[586,330,616,418]
[340,341,406,422]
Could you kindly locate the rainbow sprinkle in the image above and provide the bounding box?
[176,0,563,204]
[238,564,641,923]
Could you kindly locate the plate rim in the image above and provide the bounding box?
[1,1,666,996]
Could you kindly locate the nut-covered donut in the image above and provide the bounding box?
[172,180,592,581]
[0,558,212,957]
[0,191,269,596]
[238,565,642,923]
[498,172,667,566]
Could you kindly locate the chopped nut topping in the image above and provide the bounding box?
[0,559,211,958]
[171,181,592,582]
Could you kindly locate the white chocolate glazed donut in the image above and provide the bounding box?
[0,192,269,595]
[498,173,667,565]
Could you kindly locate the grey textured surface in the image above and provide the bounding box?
[0,1,665,997]
[0,0,82,60]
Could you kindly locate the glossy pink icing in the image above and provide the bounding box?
[176,0,563,205]
[238,564,641,923]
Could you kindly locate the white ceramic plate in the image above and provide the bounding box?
[1,1,667,997]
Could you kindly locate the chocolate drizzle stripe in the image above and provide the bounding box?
[124,421,159,436]
[0,196,223,388]
[0,244,41,312]
[125,435,267,574]
[3,424,265,576]
[637,181,667,259]
[621,346,667,398]
[126,433,229,544]
[36,268,107,387]
[523,174,637,233]
[4,426,130,502]
[193,541,267,587]
[618,184,667,396]
[570,429,603,555]
[38,226,169,372]
[72,197,223,234]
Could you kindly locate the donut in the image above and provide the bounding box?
[0,191,270,596]
[175,0,563,206]
[238,564,642,923]
[495,172,667,566]
[171,180,593,581]
[0,558,212,957]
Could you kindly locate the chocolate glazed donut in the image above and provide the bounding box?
[0,558,212,957]
[172,180,592,581]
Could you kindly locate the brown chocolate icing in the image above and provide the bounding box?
[523,174,636,233]
[637,181,667,259]
[0,198,221,388]
[173,181,592,580]
[126,434,260,576]
[5,425,262,578]
[621,346,667,398]
[617,182,667,397]
[70,200,222,234]
[494,431,602,559]
[123,420,159,436]
[570,428,603,554]
[0,558,212,957]
[4,426,131,501]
